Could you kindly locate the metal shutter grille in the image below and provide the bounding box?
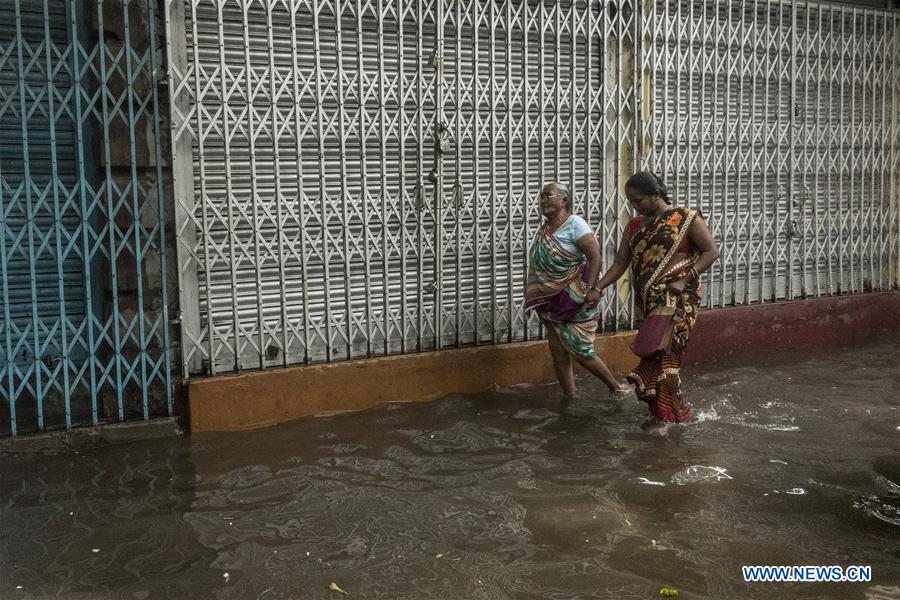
[649,0,899,307]
[440,1,612,348]
[183,0,634,373]
[3,0,174,435]
[0,0,84,367]
[187,1,440,371]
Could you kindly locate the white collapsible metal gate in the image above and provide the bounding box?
[647,0,900,307]
[165,0,899,376]
[167,0,638,374]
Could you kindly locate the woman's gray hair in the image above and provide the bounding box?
[544,181,573,212]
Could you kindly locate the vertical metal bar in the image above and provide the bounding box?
[0,113,15,434]
[489,0,497,345]
[742,0,752,305]
[722,1,731,307]
[837,6,846,293]
[416,0,425,351]
[878,14,888,290]
[615,0,623,300]
[521,0,531,341]
[506,0,514,343]
[894,14,900,289]
[122,0,150,415]
[266,0,288,366]
[824,6,834,294]
[660,0,668,180]
[376,0,390,354]
[434,0,445,349]
[568,3,576,212]
[868,12,877,290]
[753,0,764,302]
[14,0,45,428]
[312,0,332,360]
[472,0,480,346]
[288,0,310,363]
[585,0,594,327]
[241,0,265,369]
[335,3,351,359]
[762,0,771,300]
[68,0,98,422]
[813,4,822,297]
[353,0,371,357]
[215,0,240,370]
[195,0,216,372]
[774,0,785,301]
[686,0,693,210]
[666,2,690,202]
[630,0,639,187]
[553,2,560,178]
[698,0,708,260]
[42,0,72,427]
[397,2,406,354]
[147,0,173,413]
[451,0,460,347]
[849,8,857,293]
[96,0,125,417]
[787,1,796,301]
[181,0,214,374]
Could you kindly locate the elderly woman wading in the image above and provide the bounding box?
[595,172,720,432]
[525,182,627,400]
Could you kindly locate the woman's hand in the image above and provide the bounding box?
[585,288,602,307]
[667,278,689,293]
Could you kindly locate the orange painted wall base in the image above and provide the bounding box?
[187,332,638,433]
[187,291,900,433]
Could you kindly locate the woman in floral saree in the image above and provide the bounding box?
[525,182,627,399]
[594,172,719,432]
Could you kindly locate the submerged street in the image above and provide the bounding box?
[2,337,898,599]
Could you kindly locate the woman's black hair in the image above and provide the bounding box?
[625,171,671,205]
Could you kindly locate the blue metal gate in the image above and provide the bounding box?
[0,0,173,436]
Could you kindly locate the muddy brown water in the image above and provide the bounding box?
[1,337,898,600]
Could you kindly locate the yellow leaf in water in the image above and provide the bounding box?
[435,553,445,559]
[328,582,348,595]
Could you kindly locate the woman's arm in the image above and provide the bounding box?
[574,233,604,307]
[687,214,719,275]
[594,234,632,292]
[669,214,720,291]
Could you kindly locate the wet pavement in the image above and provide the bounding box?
[1,337,899,599]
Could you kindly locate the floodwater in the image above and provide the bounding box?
[1,338,898,600]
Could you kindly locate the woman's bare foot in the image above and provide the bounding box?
[609,382,631,395]
[640,417,670,436]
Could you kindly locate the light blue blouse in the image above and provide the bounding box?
[552,215,593,256]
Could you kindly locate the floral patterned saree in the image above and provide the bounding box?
[626,207,700,422]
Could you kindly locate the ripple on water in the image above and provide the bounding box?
[670,465,733,485]
[854,496,900,527]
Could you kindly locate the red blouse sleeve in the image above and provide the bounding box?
[625,217,641,237]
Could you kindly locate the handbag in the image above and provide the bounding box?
[630,291,676,358]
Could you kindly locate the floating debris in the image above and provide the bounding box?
[329,582,349,595]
